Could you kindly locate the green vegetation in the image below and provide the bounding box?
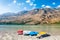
[53,21,60,24]
[0,22,25,25]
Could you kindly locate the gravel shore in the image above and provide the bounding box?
[0,31,60,40]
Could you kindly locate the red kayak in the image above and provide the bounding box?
[17,30,23,35]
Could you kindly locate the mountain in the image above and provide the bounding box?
[0,11,28,17]
[0,8,60,25]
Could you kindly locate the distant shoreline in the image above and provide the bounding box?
[0,23,60,25]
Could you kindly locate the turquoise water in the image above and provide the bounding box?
[0,24,60,35]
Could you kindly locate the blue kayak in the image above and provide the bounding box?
[29,31,38,36]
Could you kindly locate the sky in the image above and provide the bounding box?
[0,0,60,14]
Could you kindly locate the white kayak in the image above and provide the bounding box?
[23,30,31,35]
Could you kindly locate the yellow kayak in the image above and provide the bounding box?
[37,32,47,36]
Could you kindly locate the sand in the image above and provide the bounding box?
[0,31,60,40]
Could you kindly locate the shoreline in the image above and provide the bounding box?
[0,31,60,40]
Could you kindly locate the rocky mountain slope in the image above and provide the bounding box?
[0,8,60,24]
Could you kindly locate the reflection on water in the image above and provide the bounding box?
[0,24,60,35]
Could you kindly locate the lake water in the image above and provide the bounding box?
[0,24,60,35]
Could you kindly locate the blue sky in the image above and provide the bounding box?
[0,0,60,14]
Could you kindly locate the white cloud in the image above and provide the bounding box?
[17,3,24,6]
[30,2,33,6]
[32,6,36,9]
[17,3,24,9]
[24,7,27,10]
[33,4,36,6]
[31,4,36,9]
[26,0,31,3]
[45,6,51,8]
[8,0,17,7]
[0,6,11,14]
[17,3,21,6]
[13,0,16,4]
[52,2,55,5]
[41,5,45,7]
[57,5,60,8]
[21,3,24,5]
[8,4,11,7]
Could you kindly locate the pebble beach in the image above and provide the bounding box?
[0,31,60,40]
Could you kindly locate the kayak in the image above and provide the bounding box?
[23,30,31,36]
[29,31,38,36]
